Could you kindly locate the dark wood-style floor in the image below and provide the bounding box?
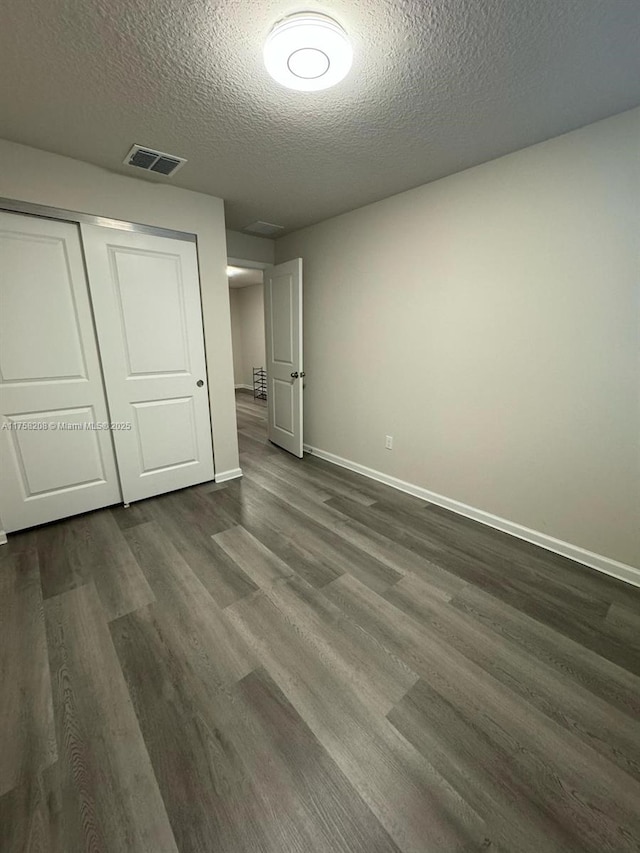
[2,391,640,853]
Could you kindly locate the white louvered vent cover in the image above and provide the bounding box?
[123,144,187,177]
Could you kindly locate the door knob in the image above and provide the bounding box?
[196,379,204,387]
[300,371,306,377]
[290,372,299,379]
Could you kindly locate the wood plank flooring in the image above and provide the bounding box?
[1,389,639,852]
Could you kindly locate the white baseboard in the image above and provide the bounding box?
[0,530,6,546]
[303,444,640,589]
[215,467,243,484]
[234,384,253,391]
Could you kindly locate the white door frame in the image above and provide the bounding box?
[0,196,197,243]
[227,257,272,270]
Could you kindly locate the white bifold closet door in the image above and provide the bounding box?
[0,212,121,532]
[80,225,214,503]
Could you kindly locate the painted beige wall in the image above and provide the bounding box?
[276,108,640,567]
[0,138,239,477]
[229,288,246,386]
[229,284,266,387]
[238,284,266,385]
[226,229,275,265]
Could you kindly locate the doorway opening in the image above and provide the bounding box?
[228,254,304,459]
[227,261,268,448]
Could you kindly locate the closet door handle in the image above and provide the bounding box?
[290,372,299,379]
[196,379,204,387]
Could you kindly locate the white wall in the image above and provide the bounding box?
[229,289,246,386]
[276,108,640,569]
[229,284,266,387]
[226,229,275,265]
[238,284,266,385]
[0,138,239,477]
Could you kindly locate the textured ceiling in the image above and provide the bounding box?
[1,0,639,234]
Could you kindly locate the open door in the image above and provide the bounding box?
[264,258,303,457]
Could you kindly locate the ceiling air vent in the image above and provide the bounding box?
[123,144,187,177]
[243,221,285,236]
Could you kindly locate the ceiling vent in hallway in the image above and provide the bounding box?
[123,144,187,177]
[242,221,285,236]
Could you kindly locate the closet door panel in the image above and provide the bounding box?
[0,212,121,533]
[80,226,214,503]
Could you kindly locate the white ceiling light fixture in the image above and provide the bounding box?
[264,12,353,92]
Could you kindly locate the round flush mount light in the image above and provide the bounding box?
[264,12,353,92]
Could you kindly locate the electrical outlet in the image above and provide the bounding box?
[385,435,393,450]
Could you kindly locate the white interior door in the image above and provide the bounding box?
[0,212,121,532]
[264,258,303,457]
[81,225,214,503]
